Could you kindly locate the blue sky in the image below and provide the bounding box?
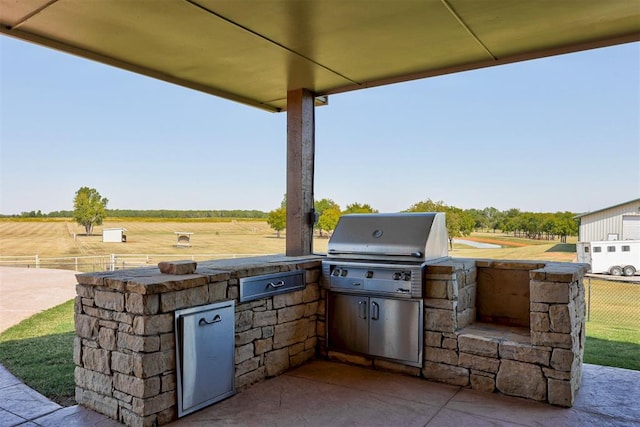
[1,36,638,216]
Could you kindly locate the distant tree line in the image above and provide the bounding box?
[2,209,268,219]
[267,197,579,244]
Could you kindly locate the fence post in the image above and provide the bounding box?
[35,255,40,269]
[75,257,78,272]
[110,254,116,271]
[587,277,591,321]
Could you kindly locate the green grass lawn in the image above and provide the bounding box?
[0,300,76,406]
[583,278,640,370]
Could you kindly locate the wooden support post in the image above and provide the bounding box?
[286,89,315,256]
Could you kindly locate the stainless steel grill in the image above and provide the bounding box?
[322,212,449,367]
[322,212,448,299]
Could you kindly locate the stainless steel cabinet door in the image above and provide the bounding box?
[328,293,368,354]
[369,297,422,364]
[178,303,235,416]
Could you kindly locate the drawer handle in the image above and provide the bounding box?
[268,280,286,288]
[199,315,222,326]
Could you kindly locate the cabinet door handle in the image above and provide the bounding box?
[371,301,379,320]
[358,300,367,319]
[199,314,222,326]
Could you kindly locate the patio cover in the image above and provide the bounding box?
[1,0,639,255]
[1,0,639,113]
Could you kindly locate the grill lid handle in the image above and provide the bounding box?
[327,250,423,258]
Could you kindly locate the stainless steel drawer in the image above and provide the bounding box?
[239,270,305,302]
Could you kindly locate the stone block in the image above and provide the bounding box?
[209,281,228,302]
[425,347,458,365]
[126,293,159,315]
[265,347,290,377]
[120,408,156,427]
[158,260,197,275]
[82,347,111,374]
[235,310,253,332]
[132,350,174,379]
[253,310,277,327]
[114,372,160,398]
[304,336,317,351]
[530,302,549,312]
[74,336,82,365]
[302,283,320,303]
[99,327,116,350]
[161,373,176,393]
[235,343,255,364]
[530,312,550,332]
[456,309,475,328]
[458,334,498,358]
[236,356,260,377]
[236,366,266,390]
[550,348,575,371]
[160,333,175,351]
[425,308,456,333]
[305,268,321,285]
[132,391,176,416]
[278,305,306,323]
[447,280,459,299]
[118,332,160,353]
[530,281,570,304]
[426,280,447,299]
[75,366,113,395]
[236,328,262,346]
[542,367,571,380]
[549,304,572,333]
[548,378,576,407]
[83,306,114,321]
[496,360,546,401]
[304,301,319,317]
[424,331,442,347]
[273,319,309,349]
[422,361,469,386]
[470,373,495,392]
[459,352,500,373]
[76,313,99,339]
[160,286,209,312]
[132,314,174,336]
[442,338,458,350]
[75,388,119,419]
[76,284,95,298]
[531,331,573,349]
[499,341,550,365]
[255,338,273,355]
[290,348,315,368]
[112,351,133,375]
[273,291,303,309]
[95,290,125,312]
[262,325,274,339]
[288,342,305,356]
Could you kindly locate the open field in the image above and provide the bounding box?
[1,219,574,262]
[0,219,330,262]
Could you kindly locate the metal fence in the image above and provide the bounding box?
[0,253,272,273]
[585,275,640,330]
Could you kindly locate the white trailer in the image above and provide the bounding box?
[577,240,640,276]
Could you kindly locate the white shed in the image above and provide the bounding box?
[103,228,127,243]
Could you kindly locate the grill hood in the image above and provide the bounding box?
[327,212,448,262]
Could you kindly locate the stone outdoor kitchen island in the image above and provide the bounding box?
[74,255,588,427]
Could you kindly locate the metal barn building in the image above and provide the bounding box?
[575,198,640,242]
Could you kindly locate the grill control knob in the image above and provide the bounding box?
[393,272,401,280]
[403,272,411,281]
[340,269,348,277]
[332,268,341,276]
[366,271,374,278]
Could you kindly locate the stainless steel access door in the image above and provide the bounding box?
[368,297,423,365]
[176,300,235,417]
[327,293,368,355]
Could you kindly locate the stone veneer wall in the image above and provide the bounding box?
[421,259,587,407]
[74,256,323,427]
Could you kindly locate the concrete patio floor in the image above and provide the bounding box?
[1,359,638,427]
